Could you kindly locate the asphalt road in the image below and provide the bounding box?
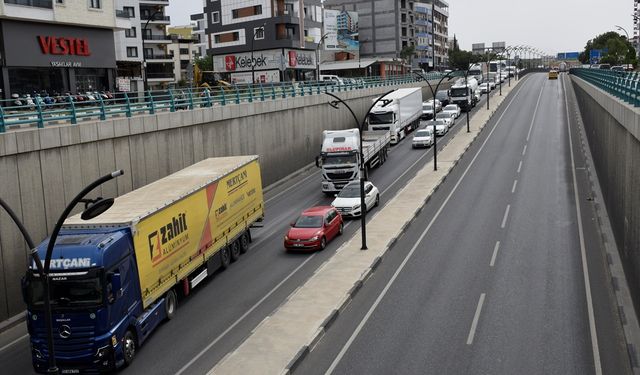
[295,73,632,375]
[0,78,502,374]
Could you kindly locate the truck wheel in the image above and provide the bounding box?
[230,240,241,262]
[165,290,177,320]
[240,232,250,254]
[220,247,231,269]
[123,330,137,366]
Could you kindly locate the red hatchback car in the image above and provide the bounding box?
[284,206,344,251]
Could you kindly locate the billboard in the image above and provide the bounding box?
[557,52,580,60]
[324,9,359,51]
[590,49,607,64]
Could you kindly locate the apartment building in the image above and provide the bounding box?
[202,0,323,83]
[114,0,173,92]
[0,0,129,99]
[166,31,199,85]
[325,0,449,70]
[191,0,208,58]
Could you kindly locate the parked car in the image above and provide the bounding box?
[442,104,461,119]
[479,82,490,94]
[331,181,380,218]
[436,112,454,128]
[424,119,448,136]
[435,90,450,106]
[284,206,343,251]
[412,128,434,148]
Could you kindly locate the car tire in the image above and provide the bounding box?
[230,240,241,262]
[123,330,137,366]
[375,194,380,207]
[338,223,344,235]
[220,246,231,269]
[164,289,177,320]
[320,237,327,250]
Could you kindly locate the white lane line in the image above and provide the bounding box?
[526,81,545,142]
[490,241,501,267]
[522,144,527,156]
[517,160,522,174]
[562,75,602,375]
[511,179,518,194]
[500,204,511,229]
[266,170,320,204]
[0,334,28,353]
[466,293,486,345]
[325,78,529,375]
[175,254,317,375]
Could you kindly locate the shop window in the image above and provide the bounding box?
[125,27,136,38]
[124,6,134,17]
[127,47,138,57]
[211,11,220,24]
[75,68,108,92]
[88,0,101,9]
[9,68,65,96]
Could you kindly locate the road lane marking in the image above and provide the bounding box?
[176,254,317,375]
[562,74,602,375]
[522,144,527,156]
[517,160,522,173]
[325,77,529,375]
[466,293,486,345]
[511,179,518,193]
[0,334,28,353]
[501,204,511,229]
[490,241,501,267]
[266,169,320,204]
[526,81,545,142]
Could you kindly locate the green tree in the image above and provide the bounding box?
[400,45,416,64]
[194,56,213,71]
[579,31,637,66]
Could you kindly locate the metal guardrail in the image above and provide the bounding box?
[0,73,445,133]
[570,68,640,107]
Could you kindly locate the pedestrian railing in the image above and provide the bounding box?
[0,73,443,133]
[570,68,640,107]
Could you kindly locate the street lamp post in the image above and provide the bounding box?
[315,33,330,81]
[0,170,123,375]
[142,9,164,92]
[326,90,395,250]
[413,70,457,171]
[250,22,267,84]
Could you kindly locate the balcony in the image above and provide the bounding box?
[142,14,170,24]
[143,34,172,44]
[4,0,52,8]
[146,72,174,82]
[139,0,168,4]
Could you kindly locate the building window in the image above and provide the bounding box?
[401,13,406,23]
[144,48,153,59]
[125,27,136,38]
[56,0,64,4]
[401,0,406,8]
[232,5,262,19]
[211,11,220,24]
[179,48,189,55]
[126,47,138,57]
[402,27,407,37]
[254,27,264,40]
[88,0,101,9]
[214,32,240,43]
[124,6,134,17]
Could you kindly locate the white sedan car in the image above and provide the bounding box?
[479,82,490,94]
[412,128,434,148]
[331,181,380,217]
[424,99,442,113]
[435,112,454,128]
[442,104,461,119]
[424,119,448,136]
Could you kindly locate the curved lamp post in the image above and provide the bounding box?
[325,90,395,250]
[315,33,330,81]
[1,170,123,374]
[142,8,165,92]
[412,70,458,170]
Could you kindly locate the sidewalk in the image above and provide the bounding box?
[210,79,523,375]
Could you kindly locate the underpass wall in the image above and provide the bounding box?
[571,76,640,316]
[0,81,445,326]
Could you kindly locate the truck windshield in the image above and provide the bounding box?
[26,271,103,308]
[450,87,468,97]
[323,154,357,165]
[369,112,394,125]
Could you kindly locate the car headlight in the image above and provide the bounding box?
[284,235,289,241]
[96,345,110,359]
[353,204,361,210]
[309,236,319,241]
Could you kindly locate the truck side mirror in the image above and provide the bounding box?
[315,156,322,168]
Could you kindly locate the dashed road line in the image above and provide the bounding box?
[501,204,511,229]
[466,293,486,345]
[517,160,522,173]
[490,241,501,267]
[511,179,518,193]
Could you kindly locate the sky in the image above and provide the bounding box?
[167,0,634,55]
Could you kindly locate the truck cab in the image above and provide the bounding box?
[369,103,401,144]
[317,129,362,193]
[23,228,161,373]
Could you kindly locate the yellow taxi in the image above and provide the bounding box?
[548,70,559,80]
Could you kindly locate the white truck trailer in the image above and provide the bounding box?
[316,129,390,194]
[367,87,422,144]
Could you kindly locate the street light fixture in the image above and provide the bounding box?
[325,90,395,250]
[250,22,268,84]
[412,70,457,171]
[1,170,123,375]
[315,33,330,81]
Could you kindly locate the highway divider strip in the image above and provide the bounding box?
[209,78,527,375]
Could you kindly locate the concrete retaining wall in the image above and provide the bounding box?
[571,76,640,316]
[0,81,445,325]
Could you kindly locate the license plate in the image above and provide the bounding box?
[294,244,304,247]
[61,370,80,374]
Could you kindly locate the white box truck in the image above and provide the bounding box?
[449,77,480,111]
[367,88,422,144]
[316,129,390,194]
